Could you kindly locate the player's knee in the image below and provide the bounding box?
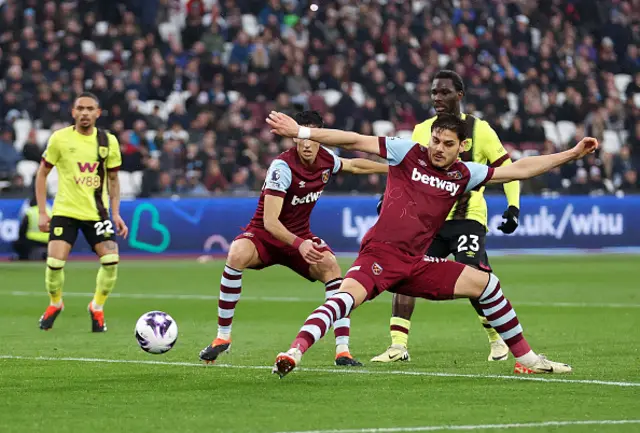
[226,240,255,270]
[45,258,65,293]
[46,257,66,270]
[338,278,367,307]
[100,253,119,267]
[317,253,341,282]
[454,265,493,299]
[471,271,499,299]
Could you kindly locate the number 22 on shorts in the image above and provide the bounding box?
[95,220,115,236]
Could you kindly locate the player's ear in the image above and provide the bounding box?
[96,108,102,118]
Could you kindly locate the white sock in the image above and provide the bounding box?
[216,332,231,341]
[50,301,63,308]
[336,344,349,355]
[91,300,103,311]
[515,350,539,367]
[287,347,302,361]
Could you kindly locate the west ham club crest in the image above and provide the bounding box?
[321,169,330,183]
[372,262,383,276]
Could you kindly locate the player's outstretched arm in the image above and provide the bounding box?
[107,171,128,238]
[35,162,52,232]
[267,111,381,155]
[488,137,598,184]
[340,158,389,175]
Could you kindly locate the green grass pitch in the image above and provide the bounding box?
[1,255,639,433]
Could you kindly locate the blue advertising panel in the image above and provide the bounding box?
[0,196,636,256]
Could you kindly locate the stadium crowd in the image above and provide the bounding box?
[0,0,639,198]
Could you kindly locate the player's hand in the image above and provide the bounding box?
[38,212,50,233]
[113,214,129,239]
[266,111,300,138]
[298,239,325,265]
[571,137,599,159]
[497,206,519,234]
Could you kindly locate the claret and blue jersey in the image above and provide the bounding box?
[364,136,494,257]
[247,146,342,236]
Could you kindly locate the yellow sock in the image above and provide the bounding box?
[479,315,501,343]
[45,258,65,306]
[93,254,119,309]
[390,317,411,348]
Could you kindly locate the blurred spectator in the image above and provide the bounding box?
[620,169,639,193]
[21,129,42,163]
[204,160,228,193]
[569,168,591,195]
[140,158,161,198]
[541,166,565,193]
[118,131,145,172]
[626,72,640,99]
[630,122,640,154]
[286,64,312,100]
[503,116,526,145]
[184,171,209,196]
[228,167,251,195]
[0,129,19,180]
[609,146,638,187]
[3,174,29,197]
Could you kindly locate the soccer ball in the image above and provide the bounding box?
[134,311,178,354]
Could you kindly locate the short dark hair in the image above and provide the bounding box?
[74,91,100,106]
[432,113,467,142]
[294,110,324,128]
[434,70,465,94]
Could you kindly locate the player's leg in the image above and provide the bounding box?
[200,237,264,363]
[371,235,449,363]
[273,278,368,378]
[406,259,571,374]
[455,267,572,373]
[90,239,120,332]
[274,245,409,378]
[451,224,509,361]
[39,217,77,330]
[369,294,414,362]
[309,250,362,367]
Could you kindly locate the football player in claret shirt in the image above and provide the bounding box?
[198,111,388,367]
[373,70,520,364]
[266,111,598,378]
[35,92,127,332]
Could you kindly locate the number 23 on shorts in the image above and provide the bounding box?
[457,234,480,252]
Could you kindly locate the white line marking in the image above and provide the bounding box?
[1,355,638,388]
[512,301,640,308]
[2,291,306,303]
[2,290,640,309]
[274,420,640,433]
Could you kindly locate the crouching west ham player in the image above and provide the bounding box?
[199,111,388,367]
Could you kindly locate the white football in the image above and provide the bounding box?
[135,311,178,354]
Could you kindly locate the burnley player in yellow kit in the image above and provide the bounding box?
[35,92,127,332]
[372,70,521,363]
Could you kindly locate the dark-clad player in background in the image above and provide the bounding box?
[35,92,128,332]
[373,70,519,364]
[266,111,598,378]
[199,111,388,367]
